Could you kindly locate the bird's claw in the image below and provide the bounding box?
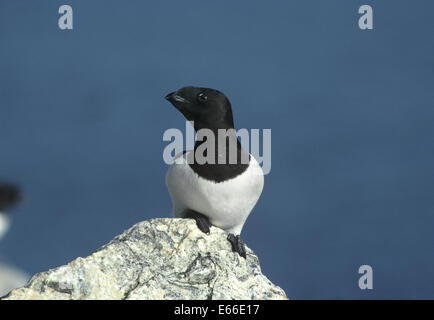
[184,209,211,234]
[227,233,246,258]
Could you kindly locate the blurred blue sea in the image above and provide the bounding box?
[0,0,433,299]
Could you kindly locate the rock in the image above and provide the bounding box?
[2,218,287,300]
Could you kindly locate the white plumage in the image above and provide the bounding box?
[166,151,264,235]
[0,213,10,241]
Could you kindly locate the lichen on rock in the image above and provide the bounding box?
[2,218,287,300]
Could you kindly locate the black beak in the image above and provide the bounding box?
[165,91,176,101]
[165,90,189,105]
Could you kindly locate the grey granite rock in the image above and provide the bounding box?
[2,218,287,300]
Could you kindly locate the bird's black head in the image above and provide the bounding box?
[0,184,21,212]
[165,86,234,131]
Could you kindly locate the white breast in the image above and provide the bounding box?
[0,213,10,241]
[166,152,264,235]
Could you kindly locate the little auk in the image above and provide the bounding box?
[165,86,264,258]
[0,184,21,241]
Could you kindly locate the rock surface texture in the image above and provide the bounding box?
[2,218,287,300]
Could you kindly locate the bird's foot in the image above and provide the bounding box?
[227,234,246,259]
[184,209,211,235]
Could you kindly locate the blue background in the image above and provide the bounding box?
[0,1,433,299]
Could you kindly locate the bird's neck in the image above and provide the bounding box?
[189,125,250,182]
[193,125,241,151]
[192,126,250,167]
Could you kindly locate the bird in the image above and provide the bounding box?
[0,183,28,297]
[0,184,21,241]
[165,86,264,258]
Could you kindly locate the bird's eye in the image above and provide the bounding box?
[197,92,208,103]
